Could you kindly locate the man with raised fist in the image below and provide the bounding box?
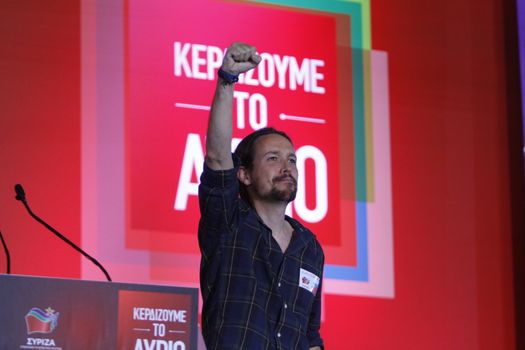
[198,42,324,350]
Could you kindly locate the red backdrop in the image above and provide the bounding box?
[0,0,517,349]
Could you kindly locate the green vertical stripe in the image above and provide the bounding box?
[352,48,367,201]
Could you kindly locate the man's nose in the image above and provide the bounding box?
[281,159,292,173]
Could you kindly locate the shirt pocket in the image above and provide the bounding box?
[292,283,316,323]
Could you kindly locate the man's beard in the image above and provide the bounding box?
[267,175,297,203]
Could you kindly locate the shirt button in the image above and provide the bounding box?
[278,282,281,288]
[284,303,288,309]
[277,332,281,338]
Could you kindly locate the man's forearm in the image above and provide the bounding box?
[205,80,235,170]
[204,42,261,171]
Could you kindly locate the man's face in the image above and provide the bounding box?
[245,134,298,203]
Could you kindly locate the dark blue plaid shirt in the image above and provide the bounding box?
[198,161,324,350]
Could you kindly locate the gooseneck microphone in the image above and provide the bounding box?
[14,184,112,281]
[0,230,10,274]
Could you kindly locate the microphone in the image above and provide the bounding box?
[0,230,10,274]
[14,184,112,281]
[15,184,25,202]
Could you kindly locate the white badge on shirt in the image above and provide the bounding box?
[299,268,320,295]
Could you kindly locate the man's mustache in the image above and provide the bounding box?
[273,174,297,185]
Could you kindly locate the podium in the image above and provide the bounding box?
[0,274,199,349]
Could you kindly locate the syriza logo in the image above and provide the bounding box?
[21,307,62,350]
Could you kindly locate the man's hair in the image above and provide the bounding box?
[233,127,293,203]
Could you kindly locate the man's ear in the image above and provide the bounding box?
[237,166,252,186]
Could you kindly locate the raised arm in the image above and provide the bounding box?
[205,42,261,170]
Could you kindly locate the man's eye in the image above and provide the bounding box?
[268,156,278,161]
[289,158,297,164]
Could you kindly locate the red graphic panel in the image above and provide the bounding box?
[118,290,193,349]
[125,0,346,258]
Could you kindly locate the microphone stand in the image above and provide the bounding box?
[0,230,10,274]
[15,184,112,281]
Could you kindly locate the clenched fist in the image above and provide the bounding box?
[221,42,261,75]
